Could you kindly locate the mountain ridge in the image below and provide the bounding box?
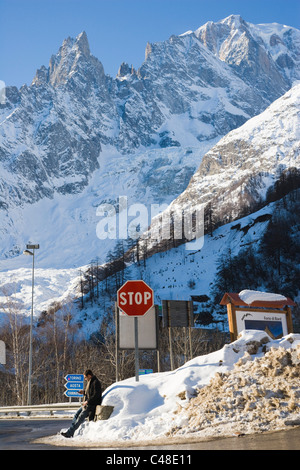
[0,15,299,271]
[134,83,300,259]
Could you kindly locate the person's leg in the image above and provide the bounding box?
[61,406,89,437]
[87,405,96,421]
[71,406,83,426]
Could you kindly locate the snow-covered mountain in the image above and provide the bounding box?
[1,81,299,332]
[0,16,299,325]
[0,15,299,267]
[168,82,300,228]
[194,15,300,99]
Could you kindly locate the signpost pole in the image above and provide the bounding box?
[167,301,174,371]
[134,317,139,382]
[115,303,119,382]
[188,300,193,360]
[0,341,5,365]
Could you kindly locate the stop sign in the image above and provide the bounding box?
[117,280,154,316]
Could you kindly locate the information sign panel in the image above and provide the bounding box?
[162,300,194,328]
[65,382,84,390]
[118,305,158,349]
[139,369,153,375]
[235,309,288,339]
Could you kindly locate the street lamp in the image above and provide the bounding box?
[23,244,39,406]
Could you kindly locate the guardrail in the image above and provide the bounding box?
[0,403,81,417]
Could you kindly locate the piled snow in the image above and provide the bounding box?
[175,338,300,438]
[44,330,300,447]
[239,290,287,305]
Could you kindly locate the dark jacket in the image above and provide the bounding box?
[84,375,102,415]
[84,375,102,421]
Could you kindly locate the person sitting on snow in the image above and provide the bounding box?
[61,369,102,438]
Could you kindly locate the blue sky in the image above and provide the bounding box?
[1,0,300,88]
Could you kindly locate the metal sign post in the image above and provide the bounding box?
[115,302,119,383]
[116,304,159,382]
[23,243,40,406]
[0,341,5,365]
[134,317,139,382]
[117,281,154,382]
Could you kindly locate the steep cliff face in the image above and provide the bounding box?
[0,31,111,205]
[168,83,300,227]
[194,15,299,101]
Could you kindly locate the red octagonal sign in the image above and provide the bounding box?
[117,280,154,316]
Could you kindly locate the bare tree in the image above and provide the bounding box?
[0,290,29,405]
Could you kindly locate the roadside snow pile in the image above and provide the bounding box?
[46,330,300,447]
[172,334,300,439]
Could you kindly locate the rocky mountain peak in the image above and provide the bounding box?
[31,30,107,91]
[46,31,93,86]
[220,14,247,30]
[195,16,291,102]
[117,62,137,78]
[75,31,90,57]
[145,42,153,61]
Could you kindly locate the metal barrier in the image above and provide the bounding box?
[0,403,80,417]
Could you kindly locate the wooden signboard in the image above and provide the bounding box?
[162,300,194,328]
[220,292,296,342]
[162,300,194,370]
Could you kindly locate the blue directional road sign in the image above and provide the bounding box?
[64,390,83,398]
[139,369,153,375]
[65,374,84,382]
[65,381,84,390]
[64,374,84,398]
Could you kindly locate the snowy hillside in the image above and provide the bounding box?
[0,16,299,328]
[40,330,300,447]
[2,190,296,340]
[0,144,214,270]
[163,82,300,230]
[0,85,299,329]
[0,199,257,326]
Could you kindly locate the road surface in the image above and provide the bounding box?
[0,418,300,450]
[0,419,75,450]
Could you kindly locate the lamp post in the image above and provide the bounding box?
[23,244,39,406]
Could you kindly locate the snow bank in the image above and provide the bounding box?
[174,337,300,439]
[45,330,300,447]
[239,289,287,304]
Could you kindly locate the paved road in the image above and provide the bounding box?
[0,419,76,450]
[0,418,300,451]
